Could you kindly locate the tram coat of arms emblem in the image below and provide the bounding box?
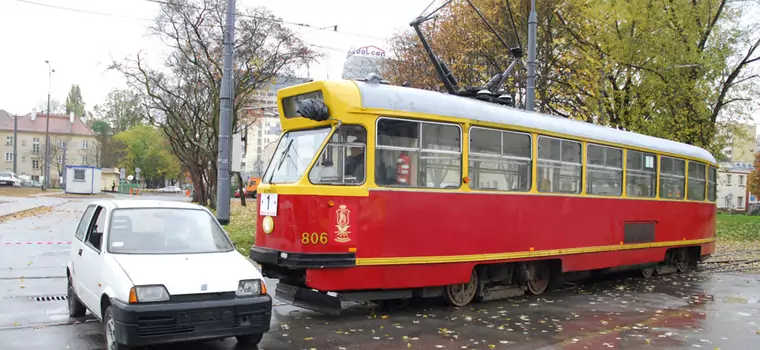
[334,205,352,243]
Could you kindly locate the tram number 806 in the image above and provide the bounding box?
[302,232,328,245]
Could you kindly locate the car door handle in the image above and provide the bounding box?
[78,249,82,256]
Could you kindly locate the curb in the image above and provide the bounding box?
[0,200,72,224]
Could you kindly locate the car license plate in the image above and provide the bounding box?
[0,181,7,185]
[178,309,233,325]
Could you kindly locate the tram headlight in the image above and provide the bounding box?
[262,216,274,234]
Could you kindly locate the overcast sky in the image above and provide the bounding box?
[1,0,757,133]
[0,0,436,116]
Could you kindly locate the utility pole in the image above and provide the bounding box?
[61,141,67,191]
[43,60,54,190]
[12,115,18,174]
[525,0,537,111]
[215,0,236,225]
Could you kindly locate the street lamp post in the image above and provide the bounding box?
[43,60,55,191]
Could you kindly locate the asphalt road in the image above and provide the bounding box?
[1,195,759,349]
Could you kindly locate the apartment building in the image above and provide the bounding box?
[0,110,97,186]
[721,123,756,162]
[241,76,309,176]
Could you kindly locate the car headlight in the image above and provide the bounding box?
[129,285,170,303]
[262,216,274,234]
[237,279,265,296]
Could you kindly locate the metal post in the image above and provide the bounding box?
[215,0,236,225]
[12,115,17,174]
[61,142,67,191]
[525,0,537,111]
[43,61,54,190]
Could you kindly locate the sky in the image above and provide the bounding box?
[0,0,757,133]
[0,0,436,116]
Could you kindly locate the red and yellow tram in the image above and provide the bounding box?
[250,79,716,314]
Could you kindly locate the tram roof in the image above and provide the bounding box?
[355,81,717,164]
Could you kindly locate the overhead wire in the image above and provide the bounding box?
[15,0,385,42]
[505,0,521,52]
[144,0,386,41]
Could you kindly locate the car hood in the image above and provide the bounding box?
[112,251,263,295]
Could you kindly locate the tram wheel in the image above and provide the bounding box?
[444,270,478,307]
[674,249,690,273]
[526,262,550,295]
[640,266,655,278]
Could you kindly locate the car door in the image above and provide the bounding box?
[70,205,96,294]
[76,205,108,313]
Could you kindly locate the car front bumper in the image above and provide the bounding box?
[110,294,272,347]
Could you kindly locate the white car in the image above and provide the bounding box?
[66,200,271,350]
[0,172,21,187]
[157,185,183,193]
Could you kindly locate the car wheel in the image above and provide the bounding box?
[67,276,86,317]
[236,333,263,346]
[104,306,131,350]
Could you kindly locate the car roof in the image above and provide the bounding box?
[91,200,207,211]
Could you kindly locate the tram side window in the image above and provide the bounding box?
[375,118,462,188]
[687,162,707,201]
[708,166,717,201]
[309,125,367,185]
[586,144,622,196]
[537,136,582,194]
[660,156,685,199]
[626,150,657,198]
[469,127,531,191]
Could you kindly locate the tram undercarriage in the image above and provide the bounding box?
[261,247,703,315]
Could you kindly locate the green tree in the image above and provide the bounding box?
[65,85,86,117]
[113,125,180,188]
[93,89,146,132]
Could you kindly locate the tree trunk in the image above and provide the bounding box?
[236,172,246,207]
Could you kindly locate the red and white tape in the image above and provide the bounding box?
[1,241,71,245]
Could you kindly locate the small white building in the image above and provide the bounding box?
[64,166,102,195]
[716,162,758,211]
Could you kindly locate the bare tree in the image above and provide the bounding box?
[113,0,319,207]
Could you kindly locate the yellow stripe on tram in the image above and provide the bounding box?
[355,237,715,266]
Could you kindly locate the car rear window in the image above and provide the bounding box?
[107,208,234,254]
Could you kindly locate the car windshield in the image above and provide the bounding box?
[107,208,234,254]
[263,127,331,184]
[0,172,11,177]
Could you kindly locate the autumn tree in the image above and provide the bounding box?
[384,0,585,113]
[557,0,760,154]
[113,125,181,188]
[748,153,760,200]
[113,0,319,207]
[385,0,760,155]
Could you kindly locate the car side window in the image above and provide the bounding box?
[75,206,96,242]
[85,207,106,252]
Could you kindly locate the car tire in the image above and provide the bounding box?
[104,306,132,350]
[236,333,263,346]
[67,276,86,318]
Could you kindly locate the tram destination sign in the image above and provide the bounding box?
[282,90,325,119]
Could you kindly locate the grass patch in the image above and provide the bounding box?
[223,201,257,256]
[716,213,760,242]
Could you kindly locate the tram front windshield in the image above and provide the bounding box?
[263,128,331,184]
